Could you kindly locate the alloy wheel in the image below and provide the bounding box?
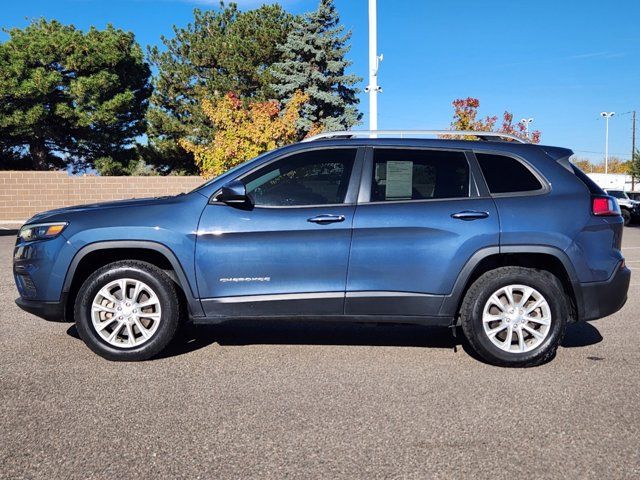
[482,284,552,353]
[91,278,162,348]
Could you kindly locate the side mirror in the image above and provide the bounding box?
[215,180,250,206]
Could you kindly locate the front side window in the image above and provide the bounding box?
[476,153,543,194]
[370,149,470,202]
[243,148,356,206]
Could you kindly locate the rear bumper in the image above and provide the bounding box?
[579,263,631,321]
[15,296,66,321]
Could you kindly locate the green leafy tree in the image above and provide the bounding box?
[0,19,151,172]
[270,0,362,137]
[146,2,295,174]
[629,149,640,186]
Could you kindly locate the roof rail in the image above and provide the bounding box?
[301,130,529,144]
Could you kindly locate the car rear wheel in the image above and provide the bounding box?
[460,267,568,367]
[74,260,180,361]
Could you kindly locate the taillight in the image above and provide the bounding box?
[592,196,621,216]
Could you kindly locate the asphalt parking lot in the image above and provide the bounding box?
[1,227,639,479]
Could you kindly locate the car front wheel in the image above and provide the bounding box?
[74,260,180,361]
[460,267,569,367]
[621,209,631,226]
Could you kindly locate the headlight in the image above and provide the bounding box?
[18,222,68,242]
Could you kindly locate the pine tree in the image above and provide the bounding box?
[146,3,295,174]
[0,19,151,172]
[270,0,362,137]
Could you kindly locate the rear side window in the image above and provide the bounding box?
[370,149,469,202]
[476,153,543,194]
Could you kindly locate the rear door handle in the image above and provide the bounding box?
[307,214,346,224]
[451,210,490,221]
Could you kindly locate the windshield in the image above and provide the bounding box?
[608,190,628,200]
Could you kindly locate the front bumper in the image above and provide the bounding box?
[13,233,69,302]
[579,263,631,321]
[15,295,66,321]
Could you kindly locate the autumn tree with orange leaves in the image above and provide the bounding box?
[180,91,315,178]
[447,97,541,143]
[572,157,631,174]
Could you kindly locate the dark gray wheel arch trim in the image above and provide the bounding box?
[61,240,204,317]
[439,245,583,321]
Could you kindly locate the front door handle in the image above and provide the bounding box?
[308,214,346,224]
[451,210,490,221]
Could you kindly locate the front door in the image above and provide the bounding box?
[196,147,363,317]
[345,147,499,317]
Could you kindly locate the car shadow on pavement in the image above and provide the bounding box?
[160,320,462,359]
[0,229,18,237]
[66,318,602,361]
[67,320,461,359]
[561,321,603,348]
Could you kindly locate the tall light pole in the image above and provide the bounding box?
[632,110,636,190]
[520,118,534,138]
[367,0,382,131]
[600,112,615,174]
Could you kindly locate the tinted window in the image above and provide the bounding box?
[607,190,627,200]
[370,149,469,202]
[476,153,543,194]
[243,148,356,206]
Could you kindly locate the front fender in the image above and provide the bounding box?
[61,239,204,317]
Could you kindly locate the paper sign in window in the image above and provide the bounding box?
[385,161,413,199]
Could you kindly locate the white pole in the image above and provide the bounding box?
[368,0,379,132]
[601,112,615,174]
[605,116,609,174]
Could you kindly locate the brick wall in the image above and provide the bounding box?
[0,171,204,223]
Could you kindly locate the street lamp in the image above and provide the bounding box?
[600,112,615,174]
[520,118,534,138]
[366,0,382,132]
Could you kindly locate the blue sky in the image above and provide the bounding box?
[2,0,639,162]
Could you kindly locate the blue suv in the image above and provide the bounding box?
[13,132,631,366]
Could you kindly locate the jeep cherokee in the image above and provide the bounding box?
[14,131,631,366]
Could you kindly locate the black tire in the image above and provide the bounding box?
[460,267,568,367]
[74,260,180,361]
[622,209,631,226]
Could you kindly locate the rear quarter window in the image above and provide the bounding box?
[476,153,543,194]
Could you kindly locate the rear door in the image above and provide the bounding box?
[345,146,499,317]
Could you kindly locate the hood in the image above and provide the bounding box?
[26,196,179,224]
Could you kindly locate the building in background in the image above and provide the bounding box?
[587,173,635,191]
